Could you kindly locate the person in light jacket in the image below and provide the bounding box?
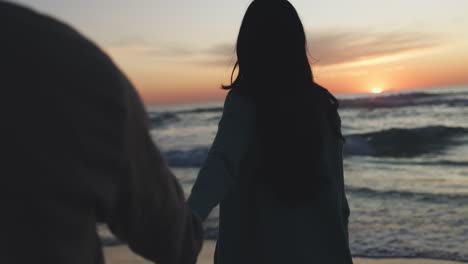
[188,0,352,263]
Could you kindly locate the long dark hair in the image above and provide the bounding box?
[224,0,343,203]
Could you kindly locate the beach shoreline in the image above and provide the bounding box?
[103,241,467,264]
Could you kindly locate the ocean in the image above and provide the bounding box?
[101,85,468,262]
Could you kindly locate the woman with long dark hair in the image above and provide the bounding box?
[188,0,352,263]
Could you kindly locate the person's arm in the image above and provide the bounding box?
[106,84,203,264]
[337,114,350,242]
[343,191,350,241]
[188,91,256,221]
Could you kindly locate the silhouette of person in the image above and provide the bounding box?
[0,2,202,264]
[188,0,352,263]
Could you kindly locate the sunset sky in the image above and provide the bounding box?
[12,0,468,105]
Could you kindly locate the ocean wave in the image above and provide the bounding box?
[362,159,468,167]
[339,92,468,109]
[161,126,467,167]
[344,126,468,157]
[148,91,467,127]
[149,107,223,127]
[148,112,180,127]
[346,186,468,206]
[176,107,223,114]
[351,249,468,263]
[164,147,210,167]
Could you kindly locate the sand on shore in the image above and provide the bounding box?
[103,241,465,264]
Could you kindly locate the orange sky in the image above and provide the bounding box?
[108,35,468,105]
[17,0,468,105]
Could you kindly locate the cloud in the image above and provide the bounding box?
[199,30,444,68]
[308,30,443,67]
[192,58,235,67]
[106,30,445,67]
[108,45,194,58]
[192,44,236,67]
[105,37,194,59]
[203,43,235,56]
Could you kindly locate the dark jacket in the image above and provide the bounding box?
[0,2,203,264]
[189,90,352,264]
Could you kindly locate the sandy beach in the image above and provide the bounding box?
[104,241,466,264]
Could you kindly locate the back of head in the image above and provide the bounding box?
[224,0,343,204]
[236,0,311,93]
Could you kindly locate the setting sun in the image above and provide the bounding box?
[371,87,383,94]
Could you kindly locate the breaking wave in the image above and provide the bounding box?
[162,126,468,167]
[339,92,468,109]
[344,126,468,157]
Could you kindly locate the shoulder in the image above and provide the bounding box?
[221,89,256,122]
[312,83,342,128]
[1,2,130,104]
[2,3,87,47]
[224,89,255,112]
[1,2,119,74]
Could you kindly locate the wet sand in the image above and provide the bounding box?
[104,241,466,264]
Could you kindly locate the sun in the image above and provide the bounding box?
[371,87,383,94]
